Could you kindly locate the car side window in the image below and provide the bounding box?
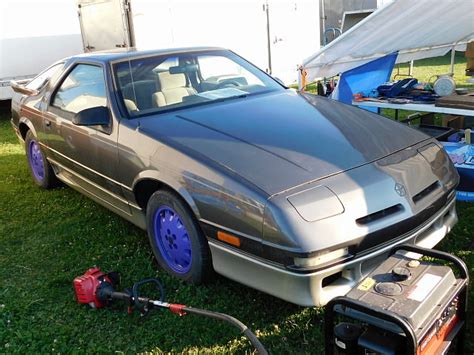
[26,63,64,91]
[51,64,107,114]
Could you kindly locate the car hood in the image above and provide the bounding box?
[139,91,429,196]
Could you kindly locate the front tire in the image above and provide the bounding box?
[146,190,212,284]
[24,130,59,189]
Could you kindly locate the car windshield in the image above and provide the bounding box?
[113,50,284,117]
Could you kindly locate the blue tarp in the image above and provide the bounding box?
[442,141,474,202]
[331,52,398,112]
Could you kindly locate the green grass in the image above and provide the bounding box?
[392,53,474,88]
[1,53,473,353]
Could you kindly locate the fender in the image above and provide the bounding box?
[132,169,201,220]
[18,116,38,140]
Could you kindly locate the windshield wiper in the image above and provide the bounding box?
[206,93,248,104]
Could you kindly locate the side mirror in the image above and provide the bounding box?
[73,106,111,126]
[10,80,38,96]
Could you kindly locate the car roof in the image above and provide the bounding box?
[67,46,227,64]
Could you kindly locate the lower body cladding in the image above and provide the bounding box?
[208,197,457,307]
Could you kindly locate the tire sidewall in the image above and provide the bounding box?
[146,190,210,284]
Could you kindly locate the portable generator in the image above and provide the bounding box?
[324,244,469,355]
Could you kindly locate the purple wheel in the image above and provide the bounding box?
[28,139,45,182]
[24,130,59,189]
[147,190,211,283]
[153,206,192,274]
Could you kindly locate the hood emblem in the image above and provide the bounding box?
[394,183,407,197]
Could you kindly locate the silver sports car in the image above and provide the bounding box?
[10,47,459,306]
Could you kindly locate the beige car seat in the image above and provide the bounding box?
[153,72,196,107]
[124,99,139,114]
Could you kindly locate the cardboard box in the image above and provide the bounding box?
[467,57,474,73]
[442,115,465,129]
[466,42,474,74]
[466,41,474,58]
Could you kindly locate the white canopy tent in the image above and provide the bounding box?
[301,0,474,84]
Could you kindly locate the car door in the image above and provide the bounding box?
[43,62,130,215]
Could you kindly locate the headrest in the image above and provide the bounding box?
[158,71,186,90]
[124,99,139,113]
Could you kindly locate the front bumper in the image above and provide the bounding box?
[209,196,457,307]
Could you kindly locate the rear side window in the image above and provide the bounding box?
[26,63,64,91]
[52,64,107,114]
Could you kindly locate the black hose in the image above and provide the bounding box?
[242,328,268,355]
[132,278,166,306]
[107,279,267,354]
[183,307,268,355]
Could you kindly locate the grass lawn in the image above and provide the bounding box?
[1,54,473,353]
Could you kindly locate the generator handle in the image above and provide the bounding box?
[325,296,417,355]
[391,244,469,281]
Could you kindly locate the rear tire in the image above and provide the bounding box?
[24,130,59,189]
[146,190,212,284]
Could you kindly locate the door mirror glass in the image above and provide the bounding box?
[72,106,110,126]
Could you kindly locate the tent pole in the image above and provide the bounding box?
[320,0,326,39]
[265,0,272,75]
[409,60,414,76]
[450,46,455,75]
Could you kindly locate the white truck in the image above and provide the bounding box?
[77,0,320,84]
[1,0,320,101]
[0,0,83,100]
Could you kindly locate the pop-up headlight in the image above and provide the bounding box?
[287,185,344,222]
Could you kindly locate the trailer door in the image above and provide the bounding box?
[130,0,269,73]
[267,0,320,84]
[78,0,133,51]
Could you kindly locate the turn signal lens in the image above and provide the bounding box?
[217,231,241,247]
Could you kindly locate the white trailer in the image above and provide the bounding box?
[0,0,83,100]
[77,0,320,84]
